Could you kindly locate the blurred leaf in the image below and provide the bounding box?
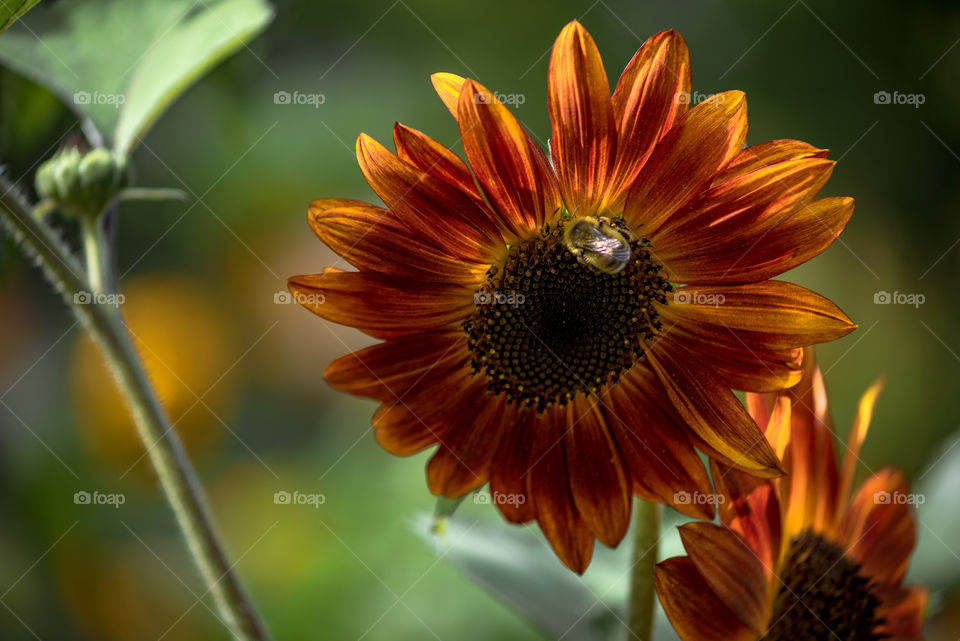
[908,433,960,593]
[0,0,40,35]
[0,0,273,154]
[415,508,689,641]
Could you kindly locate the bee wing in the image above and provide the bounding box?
[582,225,632,262]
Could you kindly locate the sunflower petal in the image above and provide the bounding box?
[288,271,473,334]
[712,139,828,186]
[712,459,782,574]
[307,199,481,281]
[566,398,631,547]
[356,133,502,261]
[548,21,616,214]
[457,79,562,236]
[528,406,595,573]
[393,123,483,201]
[608,29,690,207]
[647,337,784,477]
[324,331,468,403]
[624,90,747,232]
[678,522,771,634]
[604,368,715,519]
[489,408,537,523]
[655,557,756,641]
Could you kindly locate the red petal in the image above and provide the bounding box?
[548,21,617,214]
[655,557,756,641]
[528,406,595,573]
[712,459,782,574]
[457,79,562,237]
[307,199,482,282]
[604,368,715,520]
[324,330,468,403]
[646,336,784,477]
[624,91,747,233]
[288,271,473,334]
[356,133,503,261]
[489,408,537,523]
[393,123,483,202]
[608,29,691,208]
[712,139,828,186]
[566,397,631,547]
[679,522,771,634]
[427,390,507,497]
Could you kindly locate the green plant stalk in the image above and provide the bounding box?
[0,175,272,641]
[626,499,660,641]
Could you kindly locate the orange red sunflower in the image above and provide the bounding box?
[656,348,927,640]
[290,21,856,572]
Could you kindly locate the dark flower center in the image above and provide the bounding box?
[463,218,670,413]
[761,531,884,641]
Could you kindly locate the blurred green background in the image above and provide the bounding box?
[1,0,959,639]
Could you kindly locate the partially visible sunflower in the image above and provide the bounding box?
[290,21,857,572]
[655,348,927,640]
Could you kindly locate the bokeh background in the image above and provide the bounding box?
[1,0,959,639]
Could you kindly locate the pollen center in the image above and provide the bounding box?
[464,219,670,413]
[761,531,884,641]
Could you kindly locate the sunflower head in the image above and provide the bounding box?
[290,21,856,573]
[655,348,928,640]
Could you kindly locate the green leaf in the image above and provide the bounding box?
[415,511,687,641]
[0,0,40,35]
[909,432,960,594]
[0,0,273,154]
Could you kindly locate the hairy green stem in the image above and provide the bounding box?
[626,499,660,641]
[0,174,272,641]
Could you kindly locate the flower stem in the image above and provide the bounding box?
[0,175,273,641]
[626,499,660,641]
[81,213,111,293]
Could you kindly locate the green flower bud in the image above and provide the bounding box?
[33,147,128,219]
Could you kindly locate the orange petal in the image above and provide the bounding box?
[624,90,747,232]
[528,405,595,573]
[547,21,616,214]
[427,389,507,497]
[712,459,782,574]
[839,377,883,504]
[839,469,917,587]
[457,79,562,237]
[565,398,631,547]
[654,157,835,258]
[646,336,784,477]
[679,522,771,634]
[371,365,479,456]
[431,72,465,117]
[489,408,537,523]
[393,123,483,202]
[288,271,473,334]
[660,281,857,351]
[604,368,715,520]
[875,585,927,640]
[655,557,756,641]
[307,199,481,282]
[324,330,468,403]
[608,29,690,208]
[712,139,829,186]
[356,133,502,261]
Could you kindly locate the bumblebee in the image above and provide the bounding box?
[562,215,633,274]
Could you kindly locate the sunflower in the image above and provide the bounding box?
[289,21,856,572]
[655,348,927,640]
